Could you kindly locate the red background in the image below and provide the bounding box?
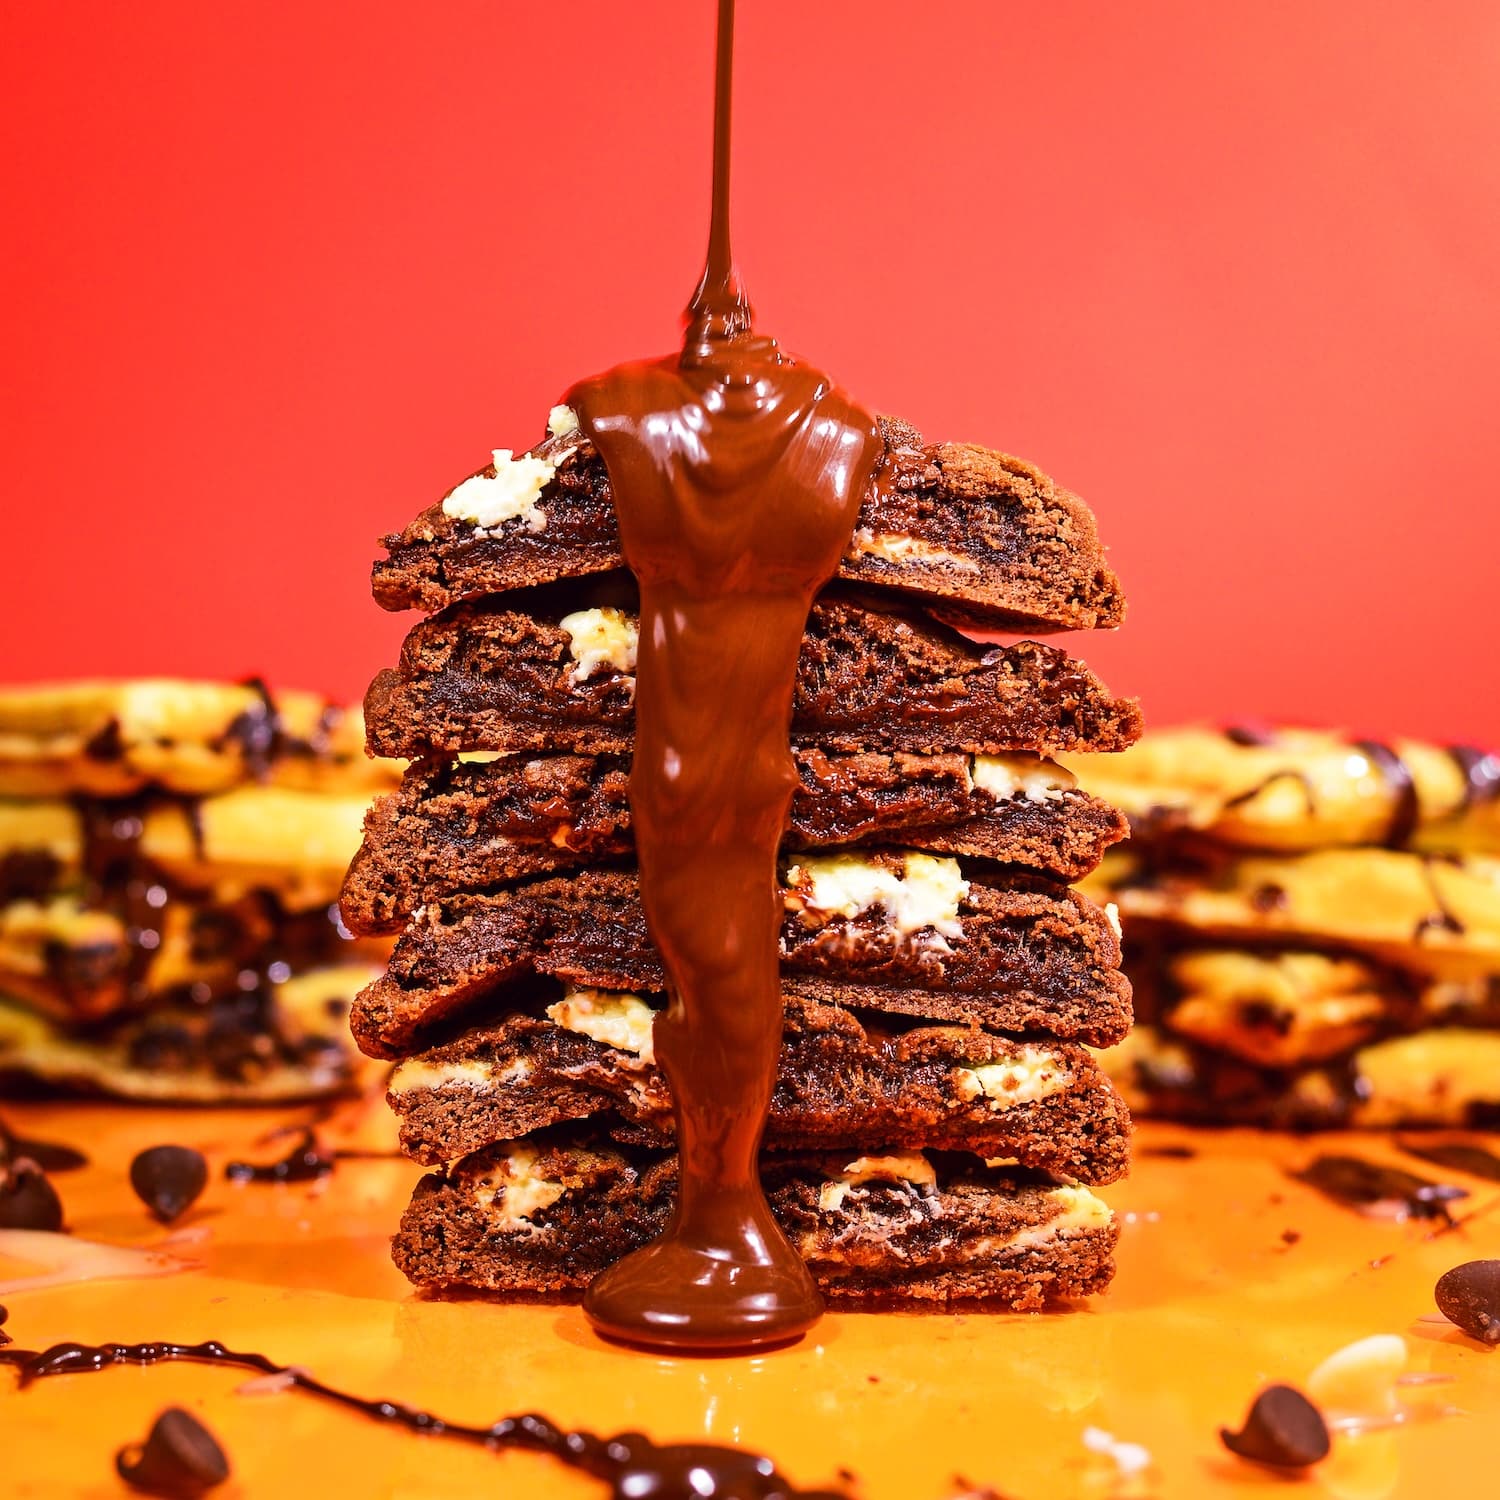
[3,2,1497,743]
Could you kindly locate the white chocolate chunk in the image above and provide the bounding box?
[441,448,556,533]
[969,753,1076,803]
[546,987,656,1062]
[559,608,639,683]
[387,1057,530,1095]
[471,1145,565,1227]
[784,852,968,939]
[818,1152,936,1212]
[1008,1185,1113,1248]
[848,529,979,571]
[953,1045,1074,1109]
[547,404,579,437]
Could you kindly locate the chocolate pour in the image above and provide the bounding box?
[0,1341,846,1498]
[563,0,882,1349]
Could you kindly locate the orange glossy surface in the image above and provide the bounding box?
[4,1100,1498,1499]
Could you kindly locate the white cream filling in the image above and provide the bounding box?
[953,1045,1074,1109]
[547,404,579,437]
[559,608,639,683]
[848,529,979,571]
[968,753,1076,803]
[470,1146,567,1228]
[818,1152,936,1212]
[545,987,656,1063]
[441,446,557,533]
[783,852,967,940]
[387,1057,530,1095]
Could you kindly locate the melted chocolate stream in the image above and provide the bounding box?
[0,1341,845,1498]
[563,0,882,1349]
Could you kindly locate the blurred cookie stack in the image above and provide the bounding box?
[1069,727,1500,1126]
[0,681,399,1101]
[345,409,1145,1308]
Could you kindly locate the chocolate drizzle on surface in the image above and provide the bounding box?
[0,1340,847,1498]
[562,0,882,1349]
[1399,1139,1500,1182]
[0,1117,88,1173]
[1291,1154,1468,1222]
[224,1129,333,1184]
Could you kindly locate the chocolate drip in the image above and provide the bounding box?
[1448,746,1500,810]
[1351,740,1419,849]
[0,1116,89,1173]
[562,0,881,1350]
[0,1341,845,1498]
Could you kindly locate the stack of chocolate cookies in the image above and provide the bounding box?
[344,412,1142,1307]
[0,681,397,1101]
[1069,727,1500,1127]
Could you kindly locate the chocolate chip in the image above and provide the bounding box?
[116,1408,230,1497]
[1219,1384,1329,1469]
[130,1146,209,1224]
[0,1302,9,1347]
[1434,1260,1500,1347]
[1280,1229,1301,1246]
[0,1158,64,1231]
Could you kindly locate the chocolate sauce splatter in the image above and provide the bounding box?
[1140,1143,1197,1160]
[0,1158,65,1231]
[1352,740,1420,848]
[117,1407,230,1497]
[130,1147,209,1224]
[1434,1260,1500,1347]
[1291,1155,1468,1223]
[0,1117,88,1173]
[0,1341,847,1498]
[1399,1139,1500,1183]
[1219,1384,1330,1469]
[224,1130,333,1184]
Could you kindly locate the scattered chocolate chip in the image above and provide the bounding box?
[1280,1229,1301,1246]
[0,1302,9,1347]
[0,1158,64,1231]
[1434,1260,1500,1347]
[130,1146,209,1224]
[224,1128,332,1184]
[1219,1384,1330,1469]
[1400,1139,1500,1183]
[116,1407,230,1497]
[1292,1154,1468,1222]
